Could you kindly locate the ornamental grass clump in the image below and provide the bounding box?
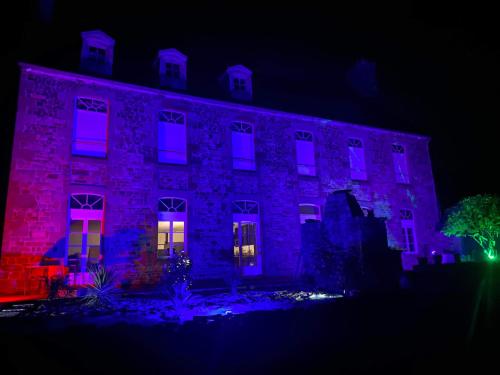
[83,264,118,311]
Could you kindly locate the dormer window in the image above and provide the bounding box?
[223,65,253,101]
[158,49,187,90]
[80,30,115,75]
[166,63,181,79]
[233,78,246,91]
[88,46,106,64]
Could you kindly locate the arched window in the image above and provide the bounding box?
[400,209,417,252]
[70,194,104,210]
[232,200,261,275]
[295,131,316,176]
[158,197,187,257]
[158,110,187,164]
[232,121,255,170]
[68,194,104,281]
[232,200,259,214]
[299,204,321,224]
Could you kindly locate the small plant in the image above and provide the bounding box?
[167,281,198,321]
[83,264,117,310]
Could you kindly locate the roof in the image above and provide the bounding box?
[19,62,431,141]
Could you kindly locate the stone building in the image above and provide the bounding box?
[0,30,449,292]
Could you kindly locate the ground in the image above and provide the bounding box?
[0,263,498,374]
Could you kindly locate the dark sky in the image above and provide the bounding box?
[1,0,499,227]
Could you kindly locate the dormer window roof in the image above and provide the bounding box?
[80,30,115,76]
[224,65,253,101]
[158,48,187,90]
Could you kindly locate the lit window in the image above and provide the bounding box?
[165,63,181,79]
[158,110,187,164]
[233,78,246,91]
[73,97,108,157]
[392,144,410,184]
[348,138,367,180]
[231,121,255,170]
[68,194,104,280]
[299,204,321,224]
[233,200,261,273]
[400,209,417,252]
[295,131,316,176]
[158,197,187,258]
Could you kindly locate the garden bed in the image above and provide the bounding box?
[0,289,343,326]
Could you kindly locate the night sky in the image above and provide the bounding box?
[1,1,499,234]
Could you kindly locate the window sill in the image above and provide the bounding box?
[158,161,189,167]
[233,168,257,173]
[298,173,318,180]
[71,153,107,160]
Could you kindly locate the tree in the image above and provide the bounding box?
[442,194,500,260]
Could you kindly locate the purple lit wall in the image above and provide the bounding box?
[0,63,452,293]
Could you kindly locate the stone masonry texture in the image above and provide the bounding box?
[0,64,451,292]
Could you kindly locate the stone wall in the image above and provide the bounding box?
[1,65,448,292]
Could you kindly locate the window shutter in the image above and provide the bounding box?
[349,146,367,180]
[232,132,255,170]
[393,153,409,183]
[158,112,187,164]
[296,140,316,176]
[73,99,107,157]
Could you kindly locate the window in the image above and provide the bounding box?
[233,200,261,274]
[295,131,316,176]
[165,63,180,79]
[348,138,367,180]
[158,110,187,164]
[88,46,106,64]
[73,97,108,157]
[233,78,246,91]
[400,209,417,252]
[158,198,187,258]
[392,144,410,184]
[68,194,104,282]
[231,121,255,170]
[299,204,321,224]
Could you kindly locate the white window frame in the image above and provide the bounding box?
[231,121,256,170]
[392,143,410,184]
[67,194,104,285]
[73,97,108,158]
[348,138,367,180]
[299,204,321,224]
[295,131,316,176]
[232,200,262,275]
[158,110,187,164]
[400,209,418,253]
[158,197,187,258]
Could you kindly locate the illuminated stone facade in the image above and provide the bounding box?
[1,61,449,293]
